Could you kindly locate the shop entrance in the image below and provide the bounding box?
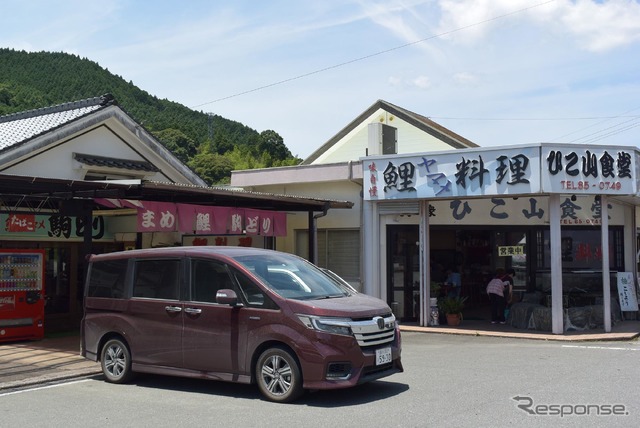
[386,225,420,322]
[386,226,530,322]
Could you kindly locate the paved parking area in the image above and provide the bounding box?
[1,320,638,391]
[0,335,100,391]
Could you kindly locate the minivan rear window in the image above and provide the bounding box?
[87,259,128,298]
[133,259,180,300]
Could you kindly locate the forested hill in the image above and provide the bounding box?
[0,48,300,184]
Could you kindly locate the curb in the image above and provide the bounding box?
[400,325,640,342]
[0,367,102,392]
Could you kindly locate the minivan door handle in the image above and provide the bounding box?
[184,307,202,315]
[165,305,182,313]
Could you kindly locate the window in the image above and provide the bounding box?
[87,259,128,298]
[540,228,623,271]
[190,259,234,303]
[296,229,360,283]
[231,268,278,309]
[133,259,180,300]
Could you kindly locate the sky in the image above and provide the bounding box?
[2,0,640,159]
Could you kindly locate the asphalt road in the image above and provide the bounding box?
[1,332,638,427]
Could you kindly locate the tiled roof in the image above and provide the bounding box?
[73,153,159,172]
[0,94,114,152]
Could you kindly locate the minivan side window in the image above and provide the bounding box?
[87,259,128,298]
[133,259,180,300]
[231,268,279,310]
[191,259,235,303]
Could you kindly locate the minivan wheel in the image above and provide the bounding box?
[101,338,133,384]
[256,347,303,403]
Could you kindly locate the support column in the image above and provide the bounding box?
[362,200,378,297]
[549,194,564,334]
[308,210,316,264]
[419,200,431,327]
[601,195,611,332]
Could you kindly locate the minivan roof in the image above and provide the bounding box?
[89,246,287,261]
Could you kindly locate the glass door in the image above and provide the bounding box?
[386,225,420,322]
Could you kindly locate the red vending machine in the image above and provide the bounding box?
[0,249,45,342]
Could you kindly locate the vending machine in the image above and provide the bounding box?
[0,249,45,342]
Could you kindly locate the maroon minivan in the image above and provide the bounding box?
[81,246,403,402]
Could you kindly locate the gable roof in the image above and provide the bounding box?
[301,99,478,165]
[0,94,207,186]
[0,94,113,151]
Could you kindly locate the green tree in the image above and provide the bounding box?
[188,152,234,185]
[257,130,291,161]
[153,128,197,163]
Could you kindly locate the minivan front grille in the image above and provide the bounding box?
[349,314,396,347]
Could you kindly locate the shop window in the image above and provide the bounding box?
[44,247,70,315]
[540,228,622,271]
[295,229,360,283]
[535,228,623,297]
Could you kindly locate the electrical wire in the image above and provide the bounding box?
[191,0,556,108]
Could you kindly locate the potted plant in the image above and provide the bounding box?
[438,296,468,326]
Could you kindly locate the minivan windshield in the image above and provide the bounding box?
[233,253,353,300]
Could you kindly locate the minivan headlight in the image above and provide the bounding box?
[297,315,352,336]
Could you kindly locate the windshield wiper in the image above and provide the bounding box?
[312,294,346,300]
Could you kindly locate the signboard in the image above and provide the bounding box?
[541,144,637,195]
[0,213,111,241]
[96,199,287,236]
[424,195,624,226]
[616,272,639,311]
[498,246,525,257]
[182,234,266,248]
[363,146,540,201]
[363,144,638,201]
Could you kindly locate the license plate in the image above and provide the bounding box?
[375,347,392,365]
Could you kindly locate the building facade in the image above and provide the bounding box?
[232,101,640,334]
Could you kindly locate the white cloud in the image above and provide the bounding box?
[561,0,640,52]
[387,74,432,89]
[412,75,432,89]
[452,71,479,86]
[388,76,403,87]
[435,0,640,52]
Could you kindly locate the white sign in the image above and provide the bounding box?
[362,144,638,201]
[616,272,639,311]
[363,146,541,201]
[541,144,637,195]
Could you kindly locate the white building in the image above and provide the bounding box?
[232,100,640,334]
[232,99,477,287]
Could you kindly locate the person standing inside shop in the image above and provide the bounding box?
[502,268,515,321]
[502,268,515,304]
[445,267,462,298]
[486,268,508,324]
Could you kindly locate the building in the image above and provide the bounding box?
[231,99,478,288]
[232,100,640,334]
[0,95,351,334]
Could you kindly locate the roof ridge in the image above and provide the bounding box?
[0,93,115,124]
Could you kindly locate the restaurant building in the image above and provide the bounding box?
[362,143,640,334]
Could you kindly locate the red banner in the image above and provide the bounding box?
[137,201,178,232]
[96,199,287,236]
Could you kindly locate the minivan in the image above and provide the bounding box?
[81,246,403,402]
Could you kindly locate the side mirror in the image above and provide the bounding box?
[216,289,241,306]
